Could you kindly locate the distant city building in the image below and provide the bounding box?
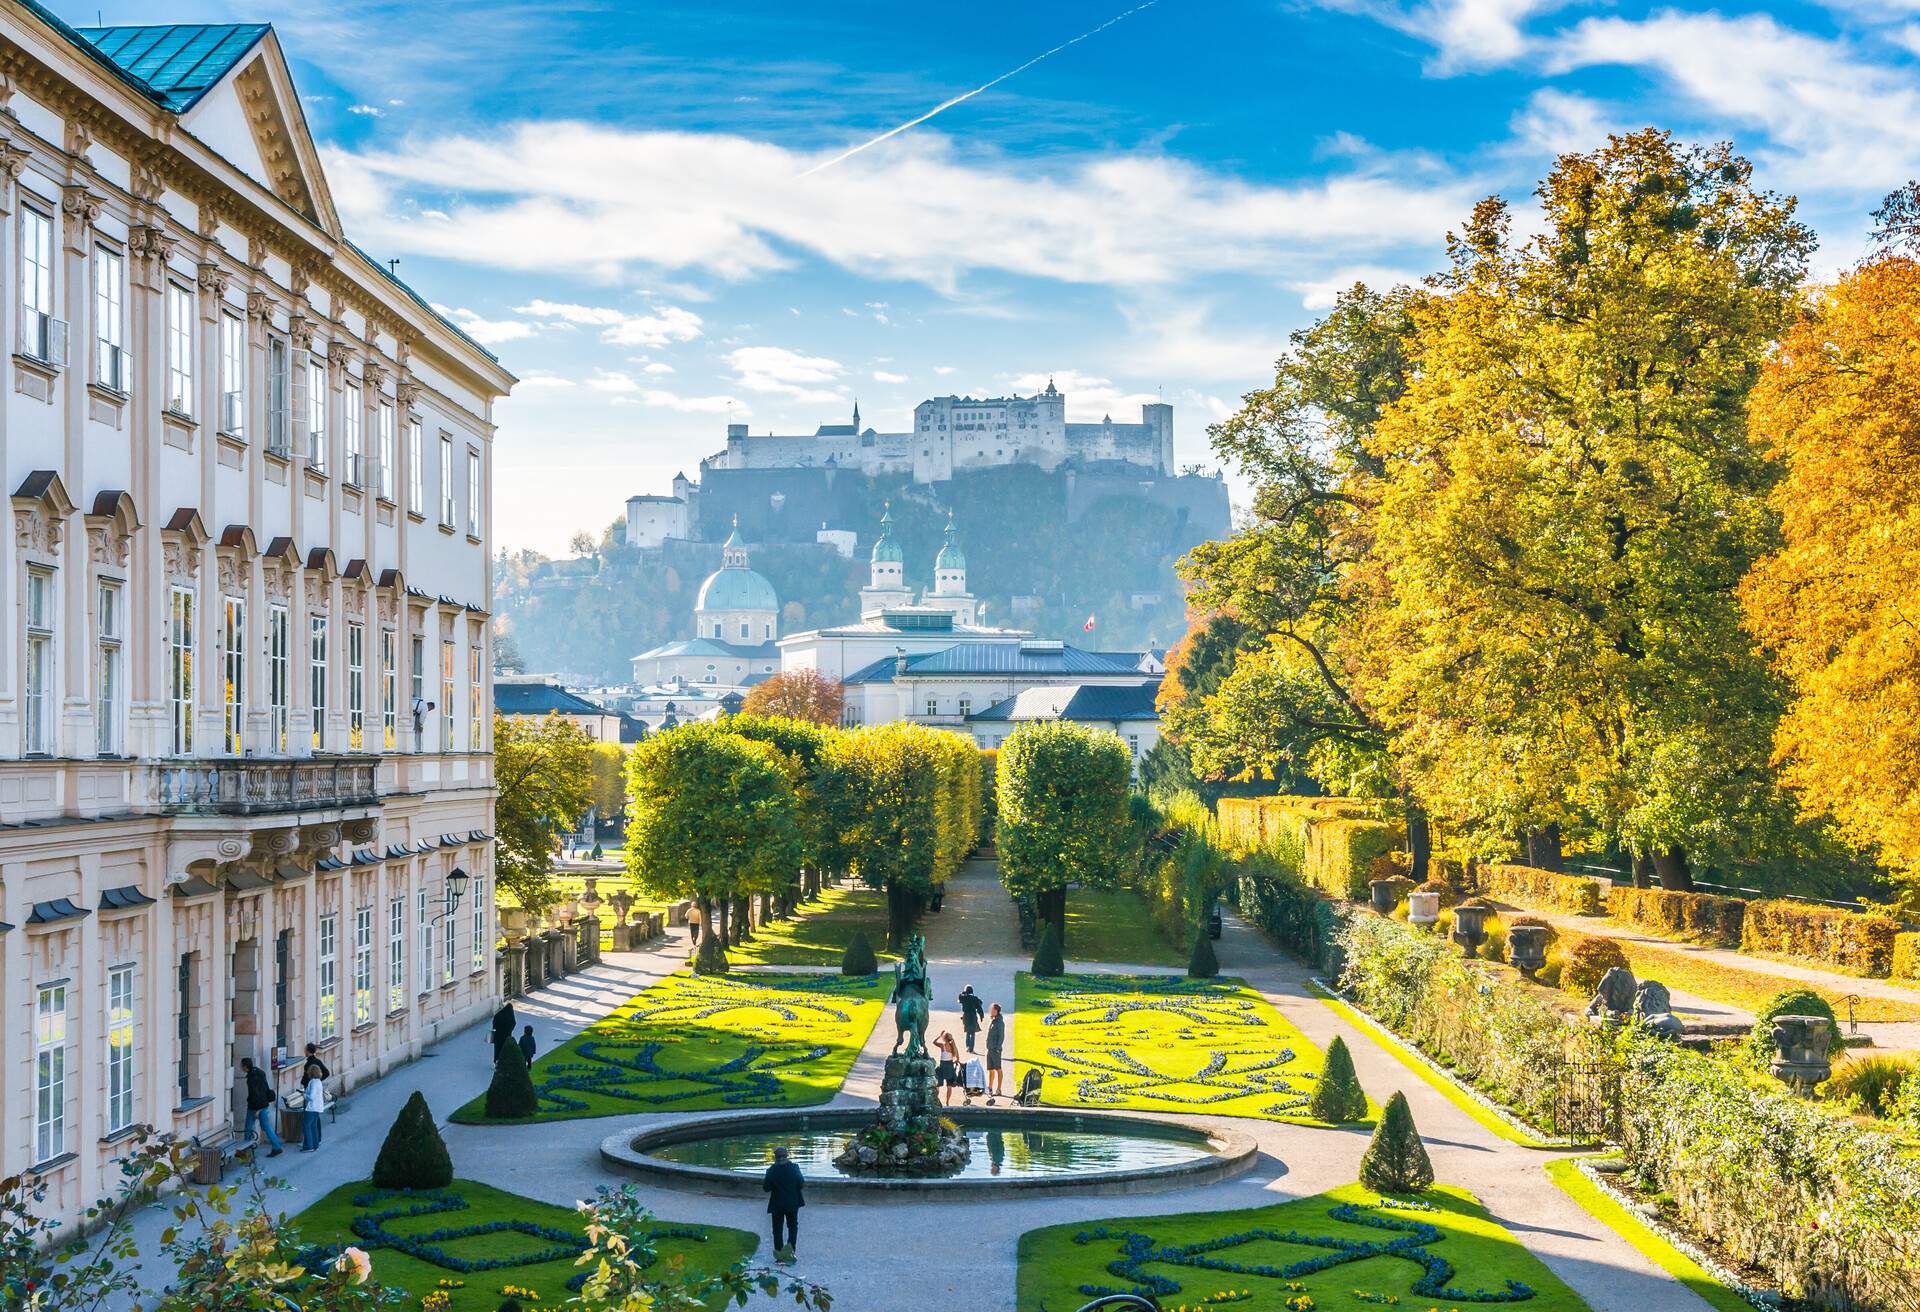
[622,481,692,549]
[628,521,781,689]
[702,380,1174,484]
[494,676,622,741]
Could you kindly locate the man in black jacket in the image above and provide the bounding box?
[762,1146,805,1262]
[491,1001,518,1058]
[958,985,985,1053]
[239,1057,284,1157]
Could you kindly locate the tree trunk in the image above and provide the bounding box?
[1526,825,1564,872]
[1405,802,1432,884]
[886,881,915,948]
[694,896,729,974]
[731,895,753,942]
[1630,850,1654,889]
[1652,845,1694,891]
[713,897,729,946]
[1040,886,1068,947]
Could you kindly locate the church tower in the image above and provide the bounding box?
[921,512,981,624]
[858,505,914,617]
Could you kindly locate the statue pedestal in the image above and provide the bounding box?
[833,1053,970,1175]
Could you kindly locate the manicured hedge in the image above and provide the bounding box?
[1605,885,1746,948]
[1740,898,1902,977]
[1214,795,1402,902]
[1232,851,1354,977]
[1216,795,1386,859]
[1894,932,1920,982]
[1477,863,1606,916]
[1305,817,1398,900]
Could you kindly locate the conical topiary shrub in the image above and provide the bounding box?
[1187,928,1219,979]
[1308,1035,1368,1123]
[1032,920,1065,977]
[483,1027,540,1120]
[371,1090,454,1188]
[497,1301,525,1312]
[1359,1091,1433,1193]
[694,929,730,975]
[841,929,878,976]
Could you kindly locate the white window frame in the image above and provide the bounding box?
[106,964,136,1135]
[266,334,290,454]
[35,982,67,1163]
[468,644,483,748]
[466,444,481,536]
[223,596,246,754]
[407,418,424,515]
[93,243,126,391]
[439,433,455,526]
[353,904,373,1027]
[388,895,406,1013]
[220,311,246,436]
[169,586,194,755]
[344,383,363,485]
[165,282,194,415]
[317,912,338,1042]
[470,877,486,974]
[417,889,433,996]
[268,603,290,751]
[21,207,58,364]
[306,355,328,469]
[348,621,366,750]
[440,639,456,751]
[381,628,398,750]
[443,893,456,985]
[96,579,122,756]
[310,615,329,750]
[377,402,396,500]
[24,566,54,754]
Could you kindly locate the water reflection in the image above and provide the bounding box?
[653,1123,1213,1180]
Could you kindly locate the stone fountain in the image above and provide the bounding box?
[833,934,969,1175]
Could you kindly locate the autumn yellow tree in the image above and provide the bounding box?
[740,668,845,725]
[1742,185,1920,898]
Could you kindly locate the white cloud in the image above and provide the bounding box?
[326,125,1479,294]
[347,103,383,117]
[515,299,704,347]
[433,303,535,344]
[932,365,958,376]
[637,390,744,414]
[1291,265,1428,310]
[1005,368,1158,420]
[513,371,576,389]
[1320,0,1560,70]
[872,369,908,384]
[585,370,640,393]
[726,346,846,402]
[642,361,675,375]
[1509,88,1619,157]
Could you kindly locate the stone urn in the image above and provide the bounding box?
[1506,924,1550,979]
[1408,890,1441,927]
[1451,901,1492,957]
[581,876,601,906]
[553,899,580,924]
[498,905,531,937]
[1769,1015,1834,1096]
[1369,879,1400,914]
[609,890,634,926]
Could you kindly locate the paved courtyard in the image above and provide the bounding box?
[105,859,1714,1312]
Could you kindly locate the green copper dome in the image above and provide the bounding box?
[935,514,965,570]
[696,564,778,613]
[871,507,903,564]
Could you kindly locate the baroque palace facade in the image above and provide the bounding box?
[0,7,514,1231]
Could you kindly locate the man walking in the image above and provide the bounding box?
[762,1145,805,1263]
[239,1058,284,1158]
[958,985,985,1054]
[518,1024,537,1066]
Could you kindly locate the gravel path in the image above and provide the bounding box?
[104,863,1717,1312]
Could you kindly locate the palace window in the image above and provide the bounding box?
[925,696,938,718]
[268,604,290,750]
[407,418,424,514]
[354,905,373,1027]
[348,621,366,750]
[957,696,971,718]
[471,878,486,974]
[266,335,291,454]
[417,889,433,995]
[466,445,481,535]
[317,913,338,1042]
[35,982,67,1162]
[344,384,363,485]
[306,356,328,469]
[169,586,194,755]
[378,402,396,500]
[175,952,197,1102]
[439,434,455,526]
[96,580,122,755]
[20,207,58,363]
[24,567,54,754]
[94,244,126,390]
[443,897,456,985]
[166,283,193,413]
[310,616,329,749]
[273,928,292,1052]
[224,597,246,754]
[220,312,246,435]
[388,895,406,1012]
[106,964,135,1135]
[469,644,483,747]
[381,629,398,749]
[441,640,456,750]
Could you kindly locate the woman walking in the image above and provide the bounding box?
[934,1031,962,1107]
[985,1003,1006,1102]
[300,1067,328,1151]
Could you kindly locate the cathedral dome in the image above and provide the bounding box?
[696,564,778,614]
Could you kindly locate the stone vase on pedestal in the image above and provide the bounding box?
[1506,925,1549,978]
[1369,879,1399,914]
[1408,891,1440,927]
[1451,902,1491,958]
[833,1053,970,1176]
[1770,1015,1834,1096]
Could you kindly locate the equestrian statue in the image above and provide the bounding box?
[890,933,932,1059]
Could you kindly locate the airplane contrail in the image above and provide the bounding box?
[800,1,1161,176]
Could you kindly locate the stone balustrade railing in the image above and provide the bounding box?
[155,757,382,815]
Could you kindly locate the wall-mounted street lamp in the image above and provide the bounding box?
[435,867,470,923]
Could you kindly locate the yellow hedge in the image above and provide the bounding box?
[1478,863,1606,916]
[1605,885,1746,948]
[1215,795,1400,901]
[1893,932,1920,982]
[1741,899,1902,978]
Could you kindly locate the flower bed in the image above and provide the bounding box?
[452,971,885,1123]
[1016,1182,1595,1312]
[289,1179,754,1312]
[1017,972,1369,1125]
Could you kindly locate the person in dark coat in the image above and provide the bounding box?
[518,1025,537,1066]
[301,1042,329,1084]
[762,1146,805,1262]
[985,1003,1006,1100]
[239,1057,284,1157]
[491,1001,518,1058]
[958,985,985,1053]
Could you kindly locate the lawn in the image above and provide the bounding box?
[290,1178,756,1312]
[1017,1181,1593,1312]
[1062,887,1186,967]
[1018,973,1374,1126]
[451,971,886,1123]
[723,884,900,967]
[1609,938,1920,1024]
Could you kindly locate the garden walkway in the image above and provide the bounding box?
[1486,899,1920,1051]
[104,867,1721,1312]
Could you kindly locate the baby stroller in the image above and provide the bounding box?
[961,1057,988,1104]
[1014,1066,1044,1108]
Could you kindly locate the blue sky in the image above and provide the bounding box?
[79,0,1920,554]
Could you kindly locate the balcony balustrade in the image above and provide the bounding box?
[156,756,382,815]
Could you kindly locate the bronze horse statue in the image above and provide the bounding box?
[890,934,932,1059]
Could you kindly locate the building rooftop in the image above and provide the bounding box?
[968,682,1162,723]
[783,612,1027,644]
[842,643,1154,686]
[494,680,613,718]
[77,22,269,111]
[632,637,781,662]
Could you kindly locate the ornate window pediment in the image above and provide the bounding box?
[13,470,75,561]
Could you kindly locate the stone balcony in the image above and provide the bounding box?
[155,756,382,816]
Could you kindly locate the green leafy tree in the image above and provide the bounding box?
[1359,1090,1433,1192]
[372,1091,454,1188]
[997,721,1132,944]
[624,723,802,971]
[1308,1036,1368,1123]
[484,1034,540,1119]
[586,741,628,828]
[727,714,835,904]
[494,713,595,913]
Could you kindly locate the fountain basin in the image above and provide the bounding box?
[600,1106,1258,1199]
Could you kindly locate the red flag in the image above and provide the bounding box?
[1082,613,1096,632]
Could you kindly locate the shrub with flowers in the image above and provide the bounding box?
[566,1185,831,1312]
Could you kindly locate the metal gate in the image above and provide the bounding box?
[1551,1058,1622,1145]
